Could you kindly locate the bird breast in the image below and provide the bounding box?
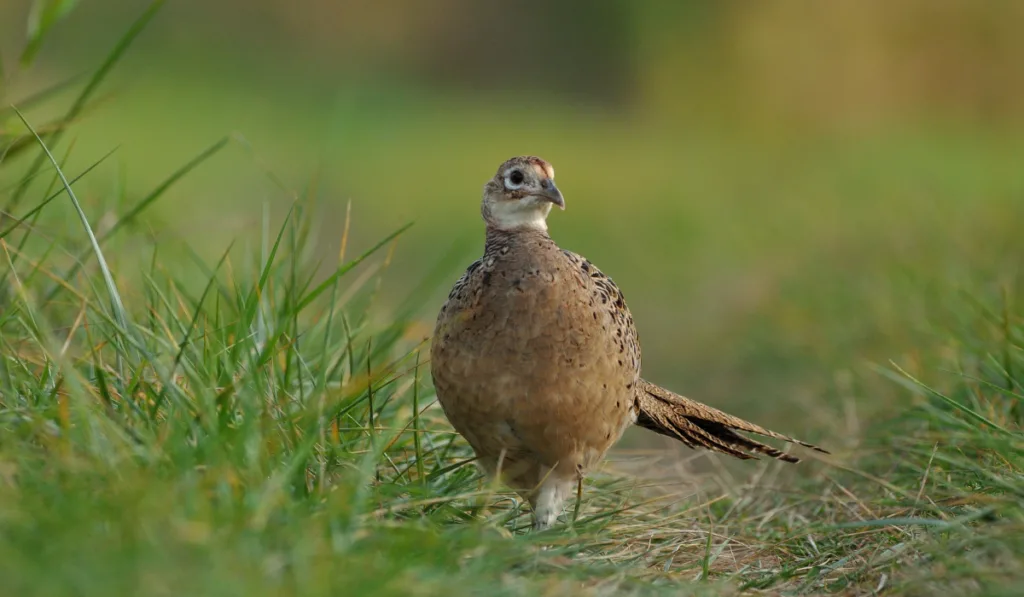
[435,241,631,400]
[430,233,640,475]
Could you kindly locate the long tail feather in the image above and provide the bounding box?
[634,379,829,463]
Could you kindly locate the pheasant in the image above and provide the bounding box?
[430,156,826,530]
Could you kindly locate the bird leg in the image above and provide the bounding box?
[530,471,575,531]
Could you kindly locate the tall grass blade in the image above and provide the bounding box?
[42,138,227,303]
[0,147,118,240]
[889,360,1013,435]
[12,107,130,333]
[296,222,414,312]
[0,72,86,119]
[5,0,165,212]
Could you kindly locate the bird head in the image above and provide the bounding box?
[481,156,564,232]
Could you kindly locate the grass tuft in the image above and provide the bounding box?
[1,130,1021,592]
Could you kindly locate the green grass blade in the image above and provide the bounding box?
[20,0,83,67]
[295,222,414,313]
[889,360,1013,435]
[5,0,165,213]
[12,107,130,333]
[40,138,227,304]
[0,146,118,240]
[0,72,86,119]
[151,242,233,416]
[99,136,228,244]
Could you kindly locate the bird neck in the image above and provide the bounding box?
[483,210,550,233]
[484,224,551,250]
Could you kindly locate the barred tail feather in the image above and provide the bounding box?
[634,379,829,463]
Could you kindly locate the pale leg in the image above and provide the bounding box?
[531,472,574,531]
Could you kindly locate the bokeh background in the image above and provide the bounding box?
[3,0,1023,446]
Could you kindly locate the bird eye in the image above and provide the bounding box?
[505,169,525,189]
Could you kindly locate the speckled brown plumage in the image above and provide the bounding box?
[430,156,827,530]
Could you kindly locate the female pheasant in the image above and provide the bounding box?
[430,156,826,530]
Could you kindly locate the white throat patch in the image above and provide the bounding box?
[489,200,551,231]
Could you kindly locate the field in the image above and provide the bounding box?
[2,3,1023,595]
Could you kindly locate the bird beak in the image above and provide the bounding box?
[539,179,565,210]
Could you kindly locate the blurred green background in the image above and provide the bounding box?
[2,0,1022,443]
